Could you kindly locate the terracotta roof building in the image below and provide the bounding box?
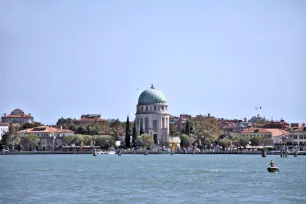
[74,114,103,126]
[241,128,289,145]
[18,126,73,151]
[2,109,34,125]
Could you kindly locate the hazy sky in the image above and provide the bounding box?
[1,0,305,124]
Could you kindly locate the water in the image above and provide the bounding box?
[0,155,305,204]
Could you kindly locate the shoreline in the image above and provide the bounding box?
[1,151,305,156]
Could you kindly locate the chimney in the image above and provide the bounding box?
[4,113,6,116]
[29,113,31,116]
[244,118,247,122]
[60,125,62,130]
[208,113,210,117]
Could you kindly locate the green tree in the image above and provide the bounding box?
[76,126,87,135]
[219,138,232,148]
[125,116,131,148]
[239,137,250,148]
[192,118,221,147]
[94,135,115,149]
[63,135,75,145]
[184,121,190,135]
[109,119,122,140]
[56,117,74,126]
[250,137,262,146]
[132,122,137,147]
[19,122,42,130]
[21,134,40,151]
[180,134,195,147]
[135,134,153,148]
[232,140,240,147]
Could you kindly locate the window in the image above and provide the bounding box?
[146,106,148,111]
[299,135,303,139]
[161,106,164,111]
[304,135,306,139]
[293,135,297,139]
[154,106,156,111]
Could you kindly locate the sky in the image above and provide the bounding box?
[1,0,305,124]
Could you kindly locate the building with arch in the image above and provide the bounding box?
[135,85,169,145]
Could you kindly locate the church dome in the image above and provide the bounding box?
[138,85,167,105]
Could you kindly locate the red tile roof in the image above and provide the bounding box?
[241,128,271,134]
[264,129,289,137]
[18,126,73,134]
[242,128,289,137]
[0,122,9,126]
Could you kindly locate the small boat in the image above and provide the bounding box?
[107,151,116,155]
[96,151,105,155]
[267,166,279,173]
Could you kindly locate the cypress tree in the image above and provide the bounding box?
[184,121,190,135]
[132,122,137,147]
[125,116,131,148]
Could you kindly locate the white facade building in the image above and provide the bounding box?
[290,127,306,150]
[0,122,9,140]
[135,85,169,145]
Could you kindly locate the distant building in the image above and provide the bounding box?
[180,114,192,120]
[290,127,306,149]
[261,119,289,130]
[219,118,250,132]
[2,109,34,125]
[0,122,9,140]
[264,129,289,145]
[74,114,103,126]
[240,128,289,146]
[18,126,73,151]
[170,115,187,133]
[135,85,169,144]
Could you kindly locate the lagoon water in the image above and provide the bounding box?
[0,154,305,204]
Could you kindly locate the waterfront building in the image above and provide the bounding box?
[74,114,103,126]
[264,129,289,145]
[290,127,306,150]
[18,126,73,151]
[1,109,34,125]
[241,128,273,145]
[241,128,289,146]
[0,122,9,140]
[135,85,169,144]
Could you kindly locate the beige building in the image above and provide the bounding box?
[241,128,289,146]
[18,126,73,151]
[290,127,306,150]
[2,109,34,125]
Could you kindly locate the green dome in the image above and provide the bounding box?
[138,85,167,105]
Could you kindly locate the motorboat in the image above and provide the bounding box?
[107,151,116,155]
[96,151,105,155]
[267,166,279,173]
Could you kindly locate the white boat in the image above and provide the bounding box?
[107,151,116,155]
[96,151,105,155]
